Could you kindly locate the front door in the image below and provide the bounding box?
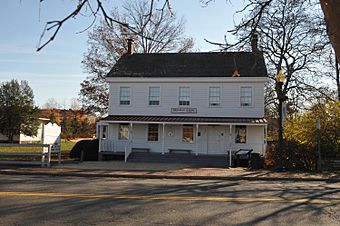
[207,126,225,154]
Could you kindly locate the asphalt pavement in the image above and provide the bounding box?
[0,175,340,226]
[0,161,339,182]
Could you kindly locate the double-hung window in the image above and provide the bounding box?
[209,87,220,107]
[147,124,159,141]
[118,124,129,140]
[235,125,247,143]
[149,87,160,106]
[179,87,190,106]
[182,125,194,143]
[101,125,108,139]
[120,87,131,105]
[240,87,252,106]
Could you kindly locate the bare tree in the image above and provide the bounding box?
[43,97,61,109]
[37,0,173,52]
[224,0,330,169]
[80,0,194,115]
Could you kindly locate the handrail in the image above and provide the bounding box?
[124,140,133,162]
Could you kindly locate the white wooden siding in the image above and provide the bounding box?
[108,81,264,118]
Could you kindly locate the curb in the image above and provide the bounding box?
[0,170,338,183]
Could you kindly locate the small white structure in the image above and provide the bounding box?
[97,38,268,165]
[0,118,61,148]
[0,118,61,166]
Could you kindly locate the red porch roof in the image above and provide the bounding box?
[100,115,267,124]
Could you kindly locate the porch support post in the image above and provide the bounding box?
[162,123,165,155]
[130,123,133,144]
[264,124,268,155]
[229,124,232,167]
[98,123,102,153]
[195,124,199,156]
[98,122,102,161]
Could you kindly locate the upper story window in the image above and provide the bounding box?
[209,87,220,107]
[149,87,160,106]
[120,87,131,105]
[179,87,190,106]
[240,87,252,106]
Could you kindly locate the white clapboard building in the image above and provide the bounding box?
[97,37,268,166]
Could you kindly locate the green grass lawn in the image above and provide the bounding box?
[0,141,76,161]
[0,141,76,153]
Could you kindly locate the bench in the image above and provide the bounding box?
[132,148,151,153]
[97,151,125,161]
[168,149,192,154]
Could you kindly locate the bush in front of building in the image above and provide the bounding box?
[69,139,99,161]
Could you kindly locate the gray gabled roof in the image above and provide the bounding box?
[107,52,267,78]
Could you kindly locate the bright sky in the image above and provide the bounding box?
[0,0,245,108]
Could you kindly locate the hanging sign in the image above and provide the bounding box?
[171,107,197,114]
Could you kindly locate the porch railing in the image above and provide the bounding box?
[100,139,115,152]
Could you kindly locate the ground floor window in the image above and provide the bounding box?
[119,124,129,140]
[182,125,194,143]
[101,125,108,139]
[235,125,246,143]
[148,124,159,141]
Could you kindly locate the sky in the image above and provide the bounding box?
[0,0,245,108]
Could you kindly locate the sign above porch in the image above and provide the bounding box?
[171,108,197,114]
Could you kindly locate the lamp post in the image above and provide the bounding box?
[276,70,287,171]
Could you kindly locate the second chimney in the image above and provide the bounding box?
[127,38,134,55]
[251,34,258,53]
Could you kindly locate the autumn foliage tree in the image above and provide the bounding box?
[280,100,339,169]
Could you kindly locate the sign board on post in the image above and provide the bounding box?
[42,123,61,153]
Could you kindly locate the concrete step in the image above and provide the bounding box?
[128,152,229,167]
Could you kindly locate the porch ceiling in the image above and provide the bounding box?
[100,115,267,125]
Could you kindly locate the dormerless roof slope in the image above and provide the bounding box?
[107,52,268,78]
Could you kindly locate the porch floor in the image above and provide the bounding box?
[128,152,229,168]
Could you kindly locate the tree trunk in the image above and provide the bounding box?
[336,56,340,101]
[8,134,14,143]
[320,0,340,61]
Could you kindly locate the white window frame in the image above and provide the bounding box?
[148,87,160,106]
[240,87,253,107]
[182,125,195,143]
[119,87,131,106]
[101,125,108,139]
[209,87,221,107]
[118,124,129,140]
[179,87,190,106]
[147,124,159,142]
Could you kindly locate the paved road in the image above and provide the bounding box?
[0,175,339,226]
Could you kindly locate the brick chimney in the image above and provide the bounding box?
[251,34,258,52]
[127,38,134,55]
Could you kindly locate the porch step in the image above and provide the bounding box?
[99,151,125,161]
[128,152,229,167]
